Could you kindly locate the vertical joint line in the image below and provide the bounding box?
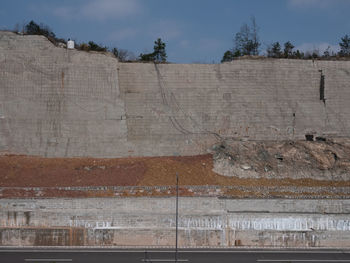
[319,70,325,103]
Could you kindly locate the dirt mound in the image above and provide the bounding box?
[0,152,350,189]
[212,138,350,181]
[1,139,350,198]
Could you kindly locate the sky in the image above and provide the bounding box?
[0,0,349,63]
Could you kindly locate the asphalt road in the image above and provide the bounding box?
[1,248,350,263]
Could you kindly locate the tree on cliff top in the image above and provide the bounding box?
[234,16,260,56]
[153,38,167,62]
[221,16,260,62]
[221,49,241,62]
[112,47,136,62]
[139,38,167,62]
[283,41,295,58]
[267,42,282,58]
[88,41,107,52]
[25,20,56,39]
[339,34,350,57]
[24,20,66,45]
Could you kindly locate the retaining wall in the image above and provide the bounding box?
[1,32,350,157]
[1,197,350,248]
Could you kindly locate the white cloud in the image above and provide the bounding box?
[148,20,182,41]
[295,42,339,54]
[108,28,139,42]
[53,7,74,19]
[108,19,182,45]
[52,0,142,20]
[288,0,345,9]
[81,0,141,20]
[179,40,190,48]
[198,38,226,52]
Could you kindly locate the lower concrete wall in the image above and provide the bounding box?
[1,198,350,247]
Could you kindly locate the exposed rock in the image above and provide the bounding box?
[211,138,350,181]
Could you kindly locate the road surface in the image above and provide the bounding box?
[1,248,350,263]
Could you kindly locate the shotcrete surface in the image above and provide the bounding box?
[1,32,350,158]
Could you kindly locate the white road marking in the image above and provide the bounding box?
[25,259,72,262]
[141,260,188,262]
[257,260,350,262]
[2,250,347,254]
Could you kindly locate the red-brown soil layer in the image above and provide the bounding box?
[1,154,350,189]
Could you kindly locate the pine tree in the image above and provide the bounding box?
[153,38,167,62]
[339,34,350,57]
[293,50,304,59]
[283,41,295,58]
[25,20,56,39]
[267,42,282,58]
[221,50,234,62]
[139,38,167,62]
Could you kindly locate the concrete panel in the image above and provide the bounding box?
[0,32,130,157]
[1,197,350,248]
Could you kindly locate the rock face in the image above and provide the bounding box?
[212,138,350,181]
[1,31,350,158]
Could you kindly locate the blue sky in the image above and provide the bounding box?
[1,0,349,63]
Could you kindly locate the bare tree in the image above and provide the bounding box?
[234,16,260,56]
[112,47,136,62]
[250,16,260,55]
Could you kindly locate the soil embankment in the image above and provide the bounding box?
[1,139,350,198]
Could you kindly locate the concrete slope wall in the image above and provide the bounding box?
[1,197,350,247]
[1,32,350,157]
[119,60,350,157]
[0,32,128,157]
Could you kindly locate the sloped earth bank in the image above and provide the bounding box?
[0,139,350,198]
[212,138,350,181]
